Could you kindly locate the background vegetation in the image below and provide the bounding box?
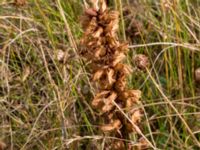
[0,0,200,149]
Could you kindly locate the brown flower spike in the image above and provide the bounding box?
[80,0,144,149]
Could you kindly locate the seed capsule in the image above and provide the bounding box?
[134,54,149,70]
[195,68,200,82]
[85,8,98,16]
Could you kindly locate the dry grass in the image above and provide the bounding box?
[0,0,200,149]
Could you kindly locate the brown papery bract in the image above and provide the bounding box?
[15,0,26,6]
[0,141,6,150]
[80,0,143,149]
[195,68,200,82]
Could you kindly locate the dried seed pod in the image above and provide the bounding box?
[106,140,125,150]
[134,54,149,70]
[101,91,117,113]
[101,119,121,132]
[122,90,141,101]
[85,8,98,16]
[114,75,126,92]
[131,109,142,124]
[195,68,200,82]
[115,63,132,76]
[112,52,126,66]
[93,68,116,89]
[92,91,110,109]
[93,27,104,38]
[92,91,117,113]
[93,69,105,81]
[106,68,115,84]
[117,42,129,53]
[94,46,106,58]
[99,0,107,13]
[106,36,120,48]
[126,98,135,108]
[137,137,150,150]
[15,0,26,5]
[84,17,98,34]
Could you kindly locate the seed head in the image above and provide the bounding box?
[15,0,26,6]
[134,54,149,70]
[195,68,200,82]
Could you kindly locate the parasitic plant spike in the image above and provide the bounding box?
[80,0,145,149]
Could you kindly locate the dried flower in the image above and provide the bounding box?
[134,54,149,70]
[55,50,64,61]
[195,68,200,82]
[101,119,121,132]
[131,109,142,124]
[15,0,26,5]
[85,8,98,16]
[137,137,150,150]
[106,140,125,150]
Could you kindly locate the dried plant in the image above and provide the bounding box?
[0,141,6,150]
[15,0,26,6]
[195,68,200,82]
[80,0,144,149]
[134,54,149,71]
